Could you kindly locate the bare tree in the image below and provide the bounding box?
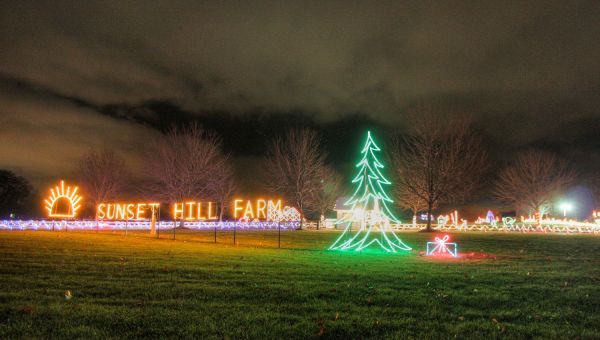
[145,123,226,204]
[313,166,344,228]
[393,184,427,226]
[584,172,600,209]
[264,128,326,226]
[390,110,489,231]
[76,148,129,213]
[211,156,238,220]
[493,149,576,223]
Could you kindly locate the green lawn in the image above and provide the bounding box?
[0,230,599,339]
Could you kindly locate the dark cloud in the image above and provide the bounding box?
[0,73,159,186]
[0,1,599,186]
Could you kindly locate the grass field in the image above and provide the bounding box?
[0,229,599,339]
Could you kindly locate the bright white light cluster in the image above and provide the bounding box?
[282,206,301,221]
[251,201,300,222]
[266,201,283,221]
[502,217,516,226]
[475,211,498,226]
[437,213,468,230]
[437,215,449,227]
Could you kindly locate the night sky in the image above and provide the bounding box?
[1,1,599,191]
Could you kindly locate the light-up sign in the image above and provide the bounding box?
[232,199,301,222]
[172,202,219,220]
[43,178,302,223]
[45,180,82,218]
[233,199,282,220]
[97,203,160,220]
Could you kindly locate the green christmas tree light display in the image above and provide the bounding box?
[329,131,412,252]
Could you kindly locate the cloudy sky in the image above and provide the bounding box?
[1,1,599,188]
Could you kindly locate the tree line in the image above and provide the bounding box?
[72,123,343,223]
[1,109,597,223]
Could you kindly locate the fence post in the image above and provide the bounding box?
[278,221,281,248]
[233,221,236,245]
[214,223,217,243]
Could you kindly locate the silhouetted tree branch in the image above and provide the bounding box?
[313,166,344,223]
[493,149,576,222]
[390,110,489,231]
[211,155,238,220]
[264,128,326,226]
[76,148,129,213]
[145,123,226,204]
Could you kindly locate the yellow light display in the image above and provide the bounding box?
[97,203,160,220]
[172,202,219,220]
[44,180,82,218]
[233,199,282,220]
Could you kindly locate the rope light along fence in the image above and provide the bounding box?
[391,222,600,234]
[0,220,300,231]
[0,220,598,234]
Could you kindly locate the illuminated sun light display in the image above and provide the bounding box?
[44,180,82,218]
[426,235,458,257]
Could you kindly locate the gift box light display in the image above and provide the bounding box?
[426,235,458,257]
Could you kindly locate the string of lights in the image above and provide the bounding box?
[0,220,300,231]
